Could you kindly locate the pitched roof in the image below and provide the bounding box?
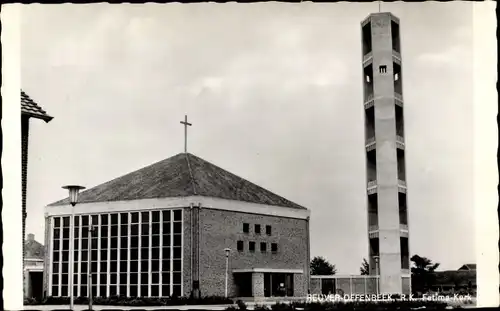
[21,90,53,122]
[48,153,307,210]
[24,238,45,259]
[458,264,476,271]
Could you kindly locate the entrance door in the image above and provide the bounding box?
[29,272,44,300]
[234,273,252,297]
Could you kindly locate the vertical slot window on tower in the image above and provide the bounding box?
[369,238,380,274]
[363,65,374,102]
[366,150,377,185]
[362,22,372,55]
[400,237,409,269]
[398,193,408,226]
[368,194,378,229]
[365,107,375,142]
[395,105,404,137]
[397,149,406,182]
[391,20,401,53]
[393,63,402,95]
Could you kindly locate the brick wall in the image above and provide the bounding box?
[196,208,309,297]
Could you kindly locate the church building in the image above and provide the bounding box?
[43,153,311,299]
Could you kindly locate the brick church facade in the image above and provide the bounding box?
[44,153,310,298]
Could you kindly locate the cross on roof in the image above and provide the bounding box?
[180,115,192,153]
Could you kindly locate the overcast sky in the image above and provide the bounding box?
[21,2,475,274]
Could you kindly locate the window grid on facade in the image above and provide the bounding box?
[49,209,183,298]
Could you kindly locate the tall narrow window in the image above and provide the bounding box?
[249,241,255,252]
[260,242,267,253]
[237,241,244,252]
[255,224,261,234]
[266,225,272,236]
[243,223,249,233]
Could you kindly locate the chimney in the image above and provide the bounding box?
[27,233,35,242]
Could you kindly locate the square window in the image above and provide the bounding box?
[101,214,108,225]
[141,236,149,247]
[266,225,272,235]
[111,249,118,261]
[173,210,182,221]
[81,239,88,250]
[62,262,69,273]
[173,235,182,246]
[152,211,160,223]
[163,223,171,234]
[173,272,181,284]
[152,235,160,247]
[379,65,387,73]
[100,238,108,249]
[120,236,128,248]
[120,224,128,235]
[120,261,128,273]
[82,216,89,226]
[52,286,59,296]
[173,222,182,234]
[141,211,149,223]
[152,223,160,235]
[61,285,68,296]
[130,261,139,273]
[62,251,69,261]
[53,229,61,239]
[110,237,118,249]
[120,213,128,224]
[131,224,139,236]
[162,259,171,270]
[162,248,171,259]
[91,215,98,225]
[81,262,88,273]
[151,285,159,297]
[271,243,278,253]
[255,224,261,234]
[54,217,61,228]
[162,285,170,297]
[110,261,117,273]
[141,223,150,234]
[140,285,148,297]
[100,262,107,272]
[52,274,59,285]
[119,285,127,296]
[53,240,60,251]
[152,247,160,259]
[100,274,107,284]
[173,247,182,259]
[130,250,139,260]
[129,286,137,297]
[172,284,181,297]
[162,272,171,282]
[152,260,160,272]
[141,248,149,259]
[100,249,108,260]
[99,285,106,297]
[131,212,139,224]
[163,234,171,246]
[237,241,244,252]
[110,286,117,297]
[173,259,182,272]
[141,272,149,283]
[63,217,70,227]
[81,274,88,285]
[120,249,128,260]
[152,272,160,284]
[162,210,171,222]
[110,214,118,225]
[243,223,249,233]
[52,263,59,273]
[80,286,87,297]
[120,273,127,284]
[111,226,118,237]
[141,260,149,271]
[249,241,255,252]
[61,273,68,284]
[130,273,138,284]
[100,226,108,237]
[260,242,267,252]
[131,237,139,248]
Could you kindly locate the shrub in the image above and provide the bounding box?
[30,295,233,306]
[254,305,270,311]
[236,299,247,310]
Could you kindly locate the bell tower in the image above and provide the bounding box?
[361,12,411,295]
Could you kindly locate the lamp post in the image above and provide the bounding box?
[62,185,85,311]
[224,248,231,298]
[373,256,379,295]
[88,219,96,311]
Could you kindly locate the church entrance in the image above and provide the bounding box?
[264,273,294,297]
[234,273,253,297]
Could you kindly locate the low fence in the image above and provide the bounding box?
[310,275,411,296]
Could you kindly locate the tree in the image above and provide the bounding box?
[310,256,337,275]
[411,254,440,294]
[360,258,370,275]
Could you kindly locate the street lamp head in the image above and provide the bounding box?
[373,255,379,263]
[224,248,231,257]
[62,185,85,207]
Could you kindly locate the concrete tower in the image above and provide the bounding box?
[361,13,410,295]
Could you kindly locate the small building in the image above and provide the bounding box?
[311,275,379,296]
[44,153,310,299]
[430,265,477,294]
[24,234,45,300]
